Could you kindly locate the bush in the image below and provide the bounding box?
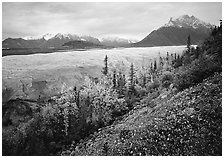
[173,55,221,91]
[161,72,173,89]
[146,80,160,93]
[135,85,147,97]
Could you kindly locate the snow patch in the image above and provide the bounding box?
[163,15,214,29]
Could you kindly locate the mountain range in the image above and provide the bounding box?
[133,15,214,47]
[2,15,214,50]
[2,33,136,49]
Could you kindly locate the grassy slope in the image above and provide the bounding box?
[62,73,222,156]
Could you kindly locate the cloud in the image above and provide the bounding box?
[2,2,222,40]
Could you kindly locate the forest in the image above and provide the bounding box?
[2,23,222,156]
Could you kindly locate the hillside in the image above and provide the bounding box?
[62,40,103,49]
[60,22,222,156]
[133,27,210,47]
[2,38,46,49]
[62,73,222,156]
[100,37,137,47]
[133,15,213,47]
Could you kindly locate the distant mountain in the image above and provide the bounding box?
[3,33,94,49]
[80,36,101,45]
[3,33,136,49]
[100,37,137,47]
[39,33,77,48]
[2,38,46,49]
[133,15,214,47]
[3,15,213,49]
[62,40,103,49]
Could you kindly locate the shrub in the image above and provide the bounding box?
[161,72,173,89]
[146,80,160,93]
[173,55,221,91]
[135,85,147,97]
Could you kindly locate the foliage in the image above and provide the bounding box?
[187,35,191,51]
[173,25,222,91]
[127,63,136,95]
[63,73,222,156]
[160,71,173,89]
[60,25,222,156]
[174,54,221,91]
[145,79,160,93]
[102,55,108,75]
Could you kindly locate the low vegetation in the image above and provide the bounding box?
[62,73,221,156]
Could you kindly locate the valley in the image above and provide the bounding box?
[2,46,186,101]
[2,2,222,155]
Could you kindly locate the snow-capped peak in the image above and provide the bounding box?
[23,35,43,40]
[52,33,80,40]
[54,33,64,39]
[100,37,137,43]
[163,15,214,29]
[23,33,54,40]
[42,33,54,40]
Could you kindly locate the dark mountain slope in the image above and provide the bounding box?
[133,15,213,47]
[134,27,210,47]
[63,40,103,49]
[2,38,46,49]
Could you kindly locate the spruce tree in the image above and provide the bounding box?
[117,72,126,96]
[195,46,200,59]
[142,74,146,87]
[183,35,191,65]
[170,53,173,64]
[112,70,116,88]
[187,35,191,52]
[177,54,183,66]
[154,59,157,71]
[166,52,169,61]
[150,62,153,72]
[102,55,108,75]
[128,63,135,94]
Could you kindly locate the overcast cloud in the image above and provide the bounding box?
[2,2,222,40]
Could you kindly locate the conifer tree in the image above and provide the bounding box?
[183,35,191,65]
[166,52,169,61]
[112,70,116,88]
[177,54,183,66]
[150,62,153,72]
[187,35,191,53]
[117,72,126,96]
[128,63,135,94]
[154,59,157,71]
[170,53,173,64]
[195,46,200,59]
[102,55,108,75]
[142,74,146,87]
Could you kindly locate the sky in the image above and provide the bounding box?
[2,2,222,40]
